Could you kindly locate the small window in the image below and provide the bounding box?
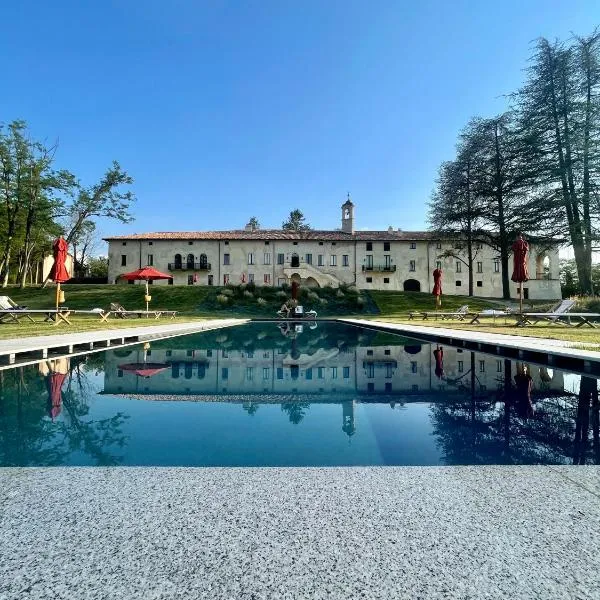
[410,242,416,249]
[263,368,270,380]
[319,241,324,246]
[436,243,442,249]
[367,349,373,356]
[305,253,312,265]
[187,275,193,285]
[494,261,500,273]
[366,276,372,283]
[476,281,483,287]
[148,241,153,246]
[331,367,337,379]
[221,367,229,380]
[385,382,392,393]
[318,254,324,266]
[411,361,418,373]
[264,241,270,245]
[384,349,391,355]
[330,255,337,266]
[248,253,255,265]
[409,260,416,272]
[332,242,336,246]
[343,367,350,379]
[342,255,349,267]
[248,273,254,283]
[455,280,462,286]
[367,382,375,392]
[224,241,229,245]
[479,360,485,373]
[168,278,173,285]
[188,241,193,246]
[277,253,284,265]
[293,241,298,246]
[264,273,271,284]
[384,242,390,251]
[305,368,312,380]
[477,261,483,273]
[497,360,503,372]
[147,254,153,266]
[366,242,373,251]
[383,277,390,283]
[122,242,127,246]
[456,262,462,273]
[458,361,463,372]
[263,253,271,265]
[223,253,230,265]
[277,368,283,380]
[121,255,127,266]
[436,261,442,269]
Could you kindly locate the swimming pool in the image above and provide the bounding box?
[1,322,597,466]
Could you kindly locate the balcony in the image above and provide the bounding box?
[362,265,397,273]
[168,262,211,271]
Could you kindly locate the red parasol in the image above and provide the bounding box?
[433,346,444,379]
[46,371,66,420]
[118,363,169,378]
[50,237,70,312]
[511,235,529,312]
[432,268,442,308]
[121,266,172,313]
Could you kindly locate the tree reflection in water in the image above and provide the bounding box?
[0,357,128,466]
[281,402,310,425]
[430,356,600,465]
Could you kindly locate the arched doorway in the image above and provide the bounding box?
[174,254,182,269]
[403,279,421,292]
[199,253,208,269]
[305,277,320,288]
[404,344,422,354]
[536,253,550,279]
[291,253,300,268]
[186,253,195,269]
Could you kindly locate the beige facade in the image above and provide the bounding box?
[105,201,561,300]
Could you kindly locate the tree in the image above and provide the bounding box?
[282,209,311,231]
[247,216,260,230]
[516,33,600,294]
[87,256,109,278]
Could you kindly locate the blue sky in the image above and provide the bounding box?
[1,1,599,246]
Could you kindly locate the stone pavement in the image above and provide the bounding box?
[1,466,598,600]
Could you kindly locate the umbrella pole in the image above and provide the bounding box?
[55,282,60,319]
[519,282,523,314]
[145,280,149,317]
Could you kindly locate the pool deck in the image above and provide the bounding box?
[0,318,248,368]
[1,466,599,599]
[341,318,600,369]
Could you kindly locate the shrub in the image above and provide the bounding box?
[221,288,234,297]
[257,297,267,305]
[307,291,319,302]
[246,281,256,293]
[319,297,328,305]
[336,289,345,298]
[216,294,229,304]
[276,290,287,298]
[243,290,254,298]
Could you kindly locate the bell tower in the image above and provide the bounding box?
[341,193,354,233]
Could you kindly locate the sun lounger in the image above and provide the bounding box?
[408,305,469,321]
[104,304,177,321]
[0,296,35,323]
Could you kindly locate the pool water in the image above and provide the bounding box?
[0,322,598,466]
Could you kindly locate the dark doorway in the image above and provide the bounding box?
[187,253,194,269]
[174,254,182,269]
[291,253,300,268]
[403,279,421,292]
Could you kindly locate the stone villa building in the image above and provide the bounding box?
[105,198,561,299]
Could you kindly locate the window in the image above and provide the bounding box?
[246,367,254,381]
[168,278,173,285]
[305,368,312,380]
[436,242,442,249]
[221,368,229,380]
[188,241,193,246]
[263,368,270,380]
[342,255,349,267]
[456,261,462,273]
[436,261,442,269]
[122,242,127,246]
[411,361,418,373]
[277,368,283,380]
[293,242,298,246]
[476,243,483,249]
[366,242,373,251]
[477,261,483,273]
[331,367,337,379]
[318,254,324,266]
[497,360,503,372]
[317,367,324,379]
[248,253,255,265]
[248,273,254,283]
[147,254,153,266]
[223,253,230,265]
[366,276,372,283]
[264,273,271,284]
[409,260,416,272]
[332,242,336,246]
[148,279,153,285]
[148,241,153,246]
[343,367,350,379]
[385,382,392,393]
[384,349,391,355]
[263,253,271,265]
[117,369,123,378]
[187,275,194,285]
[494,260,500,273]
[305,253,312,265]
[366,255,373,269]
[458,361,464,372]
[410,242,416,249]
[330,255,337,266]
[384,242,390,251]
[479,360,485,372]
[319,241,324,246]
[367,382,375,392]
[223,274,230,285]
[277,253,284,265]
[224,241,229,245]
[476,281,483,287]
[383,277,390,283]
[121,255,127,266]
[455,280,462,286]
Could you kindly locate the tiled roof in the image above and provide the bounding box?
[103,229,438,242]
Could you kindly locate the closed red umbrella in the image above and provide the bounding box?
[50,237,70,312]
[511,235,529,313]
[46,372,66,420]
[432,268,442,308]
[121,266,172,313]
[433,346,444,379]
